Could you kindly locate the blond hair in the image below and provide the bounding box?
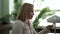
[16,3,33,22]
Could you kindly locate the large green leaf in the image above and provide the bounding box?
[33,7,55,32]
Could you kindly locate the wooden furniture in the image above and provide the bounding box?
[0,23,12,34]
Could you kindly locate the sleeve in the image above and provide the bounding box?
[12,21,23,34]
[32,26,50,34]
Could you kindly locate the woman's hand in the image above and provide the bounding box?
[46,25,53,31]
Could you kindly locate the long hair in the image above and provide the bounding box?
[16,3,33,22]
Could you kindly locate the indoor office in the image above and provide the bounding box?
[0,0,60,34]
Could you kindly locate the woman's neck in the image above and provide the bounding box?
[25,19,29,23]
[25,19,30,26]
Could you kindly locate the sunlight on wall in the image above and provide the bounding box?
[22,0,34,4]
[9,0,14,14]
[34,0,60,10]
[43,0,60,10]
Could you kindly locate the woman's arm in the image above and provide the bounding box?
[38,27,50,34]
[32,25,53,34]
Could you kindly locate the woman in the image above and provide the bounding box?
[12,3,53,34]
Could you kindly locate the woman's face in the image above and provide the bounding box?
[27,7,34,19]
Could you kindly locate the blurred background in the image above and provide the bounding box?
[0,0,60,34]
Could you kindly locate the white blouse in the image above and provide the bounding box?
[12,20,50,34]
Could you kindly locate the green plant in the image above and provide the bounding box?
[11,0,22,18]
[0,14,11,24]
[33,7,55,32]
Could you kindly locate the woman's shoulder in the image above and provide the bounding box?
[15,20,24,24]
[13,20,24,27]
